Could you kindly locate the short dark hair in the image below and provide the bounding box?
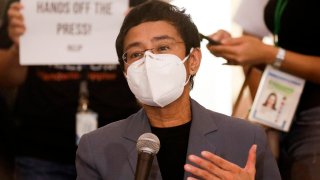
[129,0,148,7]
[116,0,200,88]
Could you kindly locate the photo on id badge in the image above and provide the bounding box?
[249,65,305,131]
[255,89,287,127]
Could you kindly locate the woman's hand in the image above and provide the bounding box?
[208,29,232,43]
[8,2,25,46]
[207,30,277,66]
[184,144,257,180]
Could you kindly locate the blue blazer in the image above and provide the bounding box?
[76,99,281,180]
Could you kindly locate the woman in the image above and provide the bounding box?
[208,0,320,179]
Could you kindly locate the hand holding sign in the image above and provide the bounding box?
[8,2,25,46]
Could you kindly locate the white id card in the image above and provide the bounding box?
[248,65,305,131]
[76,111,98,145]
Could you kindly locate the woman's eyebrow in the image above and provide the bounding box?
[124,42,143,51]
[152,35,176,42]
[125,35,178,51]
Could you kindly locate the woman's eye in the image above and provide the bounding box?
[158,45,170,52]
[130,52,143,59]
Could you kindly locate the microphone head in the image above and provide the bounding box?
[136,133,160,155]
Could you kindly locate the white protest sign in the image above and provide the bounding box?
[20,0,128,65]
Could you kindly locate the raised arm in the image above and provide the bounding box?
[207,30,320,84]
[0,2,27,87]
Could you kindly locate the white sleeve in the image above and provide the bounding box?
[233,0,271,38]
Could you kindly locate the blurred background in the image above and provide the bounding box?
[171,0,244,115]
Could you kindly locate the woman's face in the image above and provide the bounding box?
[266,95,276,107]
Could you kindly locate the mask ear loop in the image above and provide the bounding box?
[184,74,191,86]
[182,47,194,85]
[181,47,194,64]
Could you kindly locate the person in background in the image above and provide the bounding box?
[207,0,320,179]
[76,1,281,179]
[0,0,146,179]
[0,94,14,180]
[0,1,19,179]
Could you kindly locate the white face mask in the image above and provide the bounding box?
[126,50,192,107]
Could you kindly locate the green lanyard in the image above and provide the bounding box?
[274,0,288,46]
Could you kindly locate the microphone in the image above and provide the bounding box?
[135,133,160,180]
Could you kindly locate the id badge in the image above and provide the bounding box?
[248,65,305,131]
[76,111,98,145]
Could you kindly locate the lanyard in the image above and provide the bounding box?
[76,66,98,145]
[274,0,288,46]
[78,65,89,111]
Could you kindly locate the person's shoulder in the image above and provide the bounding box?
[77,109,144,157]
[193,100,262,141]
[192,99,260,131]
[87,111,139,139]
[203,108,268,148]
[195,102,264,138]
[209,109,262,132]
